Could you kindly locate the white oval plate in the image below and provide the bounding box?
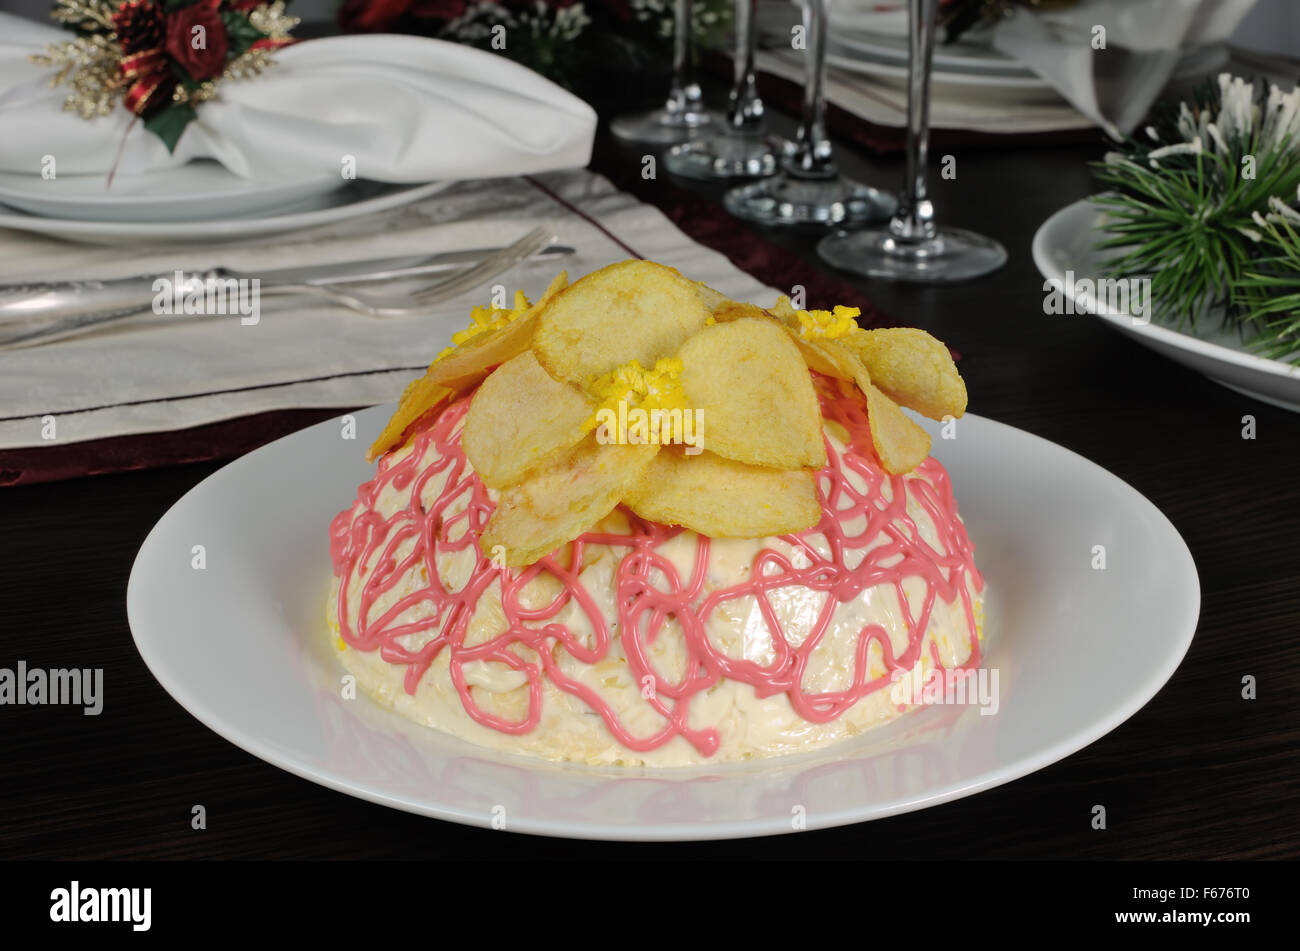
[832,31,1035,78]
[127,405,1199,840]
[0,179,450,245]
[827,48,1054,96]
[826,40,1227,99]
[1033,199,1300,412]
[0,162,345,223]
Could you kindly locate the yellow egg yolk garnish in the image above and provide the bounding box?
[795,304,861,340]
[435,290,532,361]
[583,357,688,440]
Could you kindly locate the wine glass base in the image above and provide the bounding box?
[817,226,1007,282]
[665,133,789,180]
[610,107,720,145]
[723,175,896,227]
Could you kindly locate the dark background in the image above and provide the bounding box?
[1,67,1298,859]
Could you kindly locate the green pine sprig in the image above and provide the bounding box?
[1089,75,1300,365]
[1233,202,1300,362]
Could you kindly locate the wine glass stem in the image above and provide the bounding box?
[786,0,834,178]
[667,0,704,116]
[893,0,938,241]
[727,0,764,132]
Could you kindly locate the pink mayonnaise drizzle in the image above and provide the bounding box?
[329,376,983,758]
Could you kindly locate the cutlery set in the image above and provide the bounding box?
[0,228,568,350]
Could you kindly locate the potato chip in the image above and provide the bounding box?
[424,271,568,392]
[863,383,932,474]
[709,300,772,324]
[366,377,454,462]
[677,316,826,469]
[625,449,821,538]
[840,327,967,420]
[762,297,857,381]
[481,438,658,567]
[532,261,712,385]
[366,273,568,460]
[694,282,730,312]
[463,350,593,488]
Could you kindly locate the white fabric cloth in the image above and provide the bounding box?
[0,169,774,449]
[808,0,1259,135]
[0,14,596,180]
[992,0,1258,137]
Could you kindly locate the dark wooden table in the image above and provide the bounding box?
[2,99,1297,861]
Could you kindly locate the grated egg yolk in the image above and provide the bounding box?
[583,357,688,435]
[796,305,860,340]
[435,290,532,361]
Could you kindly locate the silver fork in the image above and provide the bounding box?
[257,227,556,318]
[0,227,556,350]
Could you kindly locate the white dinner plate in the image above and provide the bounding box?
[0,162,345,223]
[1033,199,1300,412]
[833,30,1034,77]
[826,40,1228,100]
[127,403,1200,840]
[827,46,1056,97]
[0,179,451,245]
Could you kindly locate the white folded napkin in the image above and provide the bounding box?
[0,13,596,181]
[992,0,1258,137]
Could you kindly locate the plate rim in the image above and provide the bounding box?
[1031,198,1300,385]
[0,179,451,241]
[0,164,344,211]
[826,49,1050,91]
[126,406,1201,841]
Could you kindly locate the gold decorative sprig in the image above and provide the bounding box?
[49,0,119,32]
[225,4,300,82]
[224,46,277,82]
[248,1,300,39]
[29,33,124,119]
[172,80,219,106]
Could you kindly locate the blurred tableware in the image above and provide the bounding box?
[824,0,910,35]
[1033,200,1300,413]
[666,0,788,179]
[0,180,451,245]
[818,0,1006,281]
[831,27,1033,76]
[991,0,1255,135]
[0,228,560,350]
[0,20,596,182]
[826,43,1058,97]
[724,0,894,226]
[755,42,1095,134]
[610,0,721,143]
[0,163,344,224]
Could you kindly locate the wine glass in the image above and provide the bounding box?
[723,0,893,226]
[610,0,722,144]
[816,0,1006,281]
[665,0,787,179]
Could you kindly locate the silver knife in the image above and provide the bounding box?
[0,243,575,335]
